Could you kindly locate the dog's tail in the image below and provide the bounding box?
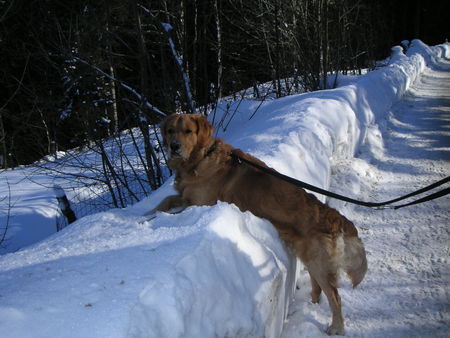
[343,235,367,287]
[342,219,367,287]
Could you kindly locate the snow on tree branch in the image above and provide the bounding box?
[138,4,195,114]
[72,56,167,119]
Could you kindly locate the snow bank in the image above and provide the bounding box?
[129,201,296,338]
[0,194,296,338]
[0,40,444,337]
[214,40,432,189]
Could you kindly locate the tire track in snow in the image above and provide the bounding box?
[282,54,450,337]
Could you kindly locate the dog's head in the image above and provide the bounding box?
[160,114,213,165]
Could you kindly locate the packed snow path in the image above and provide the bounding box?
[282,49,450,336]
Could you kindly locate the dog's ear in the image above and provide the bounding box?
[193,115,213,146]
[160,114,176,145]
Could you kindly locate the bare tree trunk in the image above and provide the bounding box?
[139,3,195,114]
[320,0,329,89]
[109,64,119,134]
[38,108,54,156]
[132,1,161,189]
[258,0,276,95]
[214,0,223,101]
[106,2,119,135]
[0,180,12,246]
[274,0,282,98]
[0,111,8,169]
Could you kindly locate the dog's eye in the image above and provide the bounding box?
[185,129,192,134]
[167,128,174,134]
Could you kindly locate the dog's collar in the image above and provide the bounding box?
[205,141,218,157]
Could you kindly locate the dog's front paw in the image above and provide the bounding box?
[138,215,157,224]
[326,324,345,336]
[311,293,321,304]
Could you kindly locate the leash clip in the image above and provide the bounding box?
[230,151,242,164]
[373,205,393,210]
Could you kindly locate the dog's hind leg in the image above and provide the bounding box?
[296,236,345,336]
[320,274,344,335]
[309,273,322,303]
[308,265,344,335]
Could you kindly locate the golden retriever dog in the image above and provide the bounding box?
[147,113,367,335]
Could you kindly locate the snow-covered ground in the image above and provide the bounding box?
[0,40,449,337]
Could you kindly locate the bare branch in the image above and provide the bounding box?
[138,3,195,114]
[72,56,167,119]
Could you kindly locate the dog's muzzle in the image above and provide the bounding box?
[169,141,181,157]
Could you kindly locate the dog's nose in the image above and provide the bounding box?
[170,142,180,152]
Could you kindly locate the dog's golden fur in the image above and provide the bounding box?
[148,113,367,335]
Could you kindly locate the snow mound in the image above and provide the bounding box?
[128,202,296,338]
[0,198,296,338]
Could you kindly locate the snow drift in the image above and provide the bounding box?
[0,40,447,338]
[128,202,296,338]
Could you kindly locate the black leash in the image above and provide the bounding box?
[230,150,450,210]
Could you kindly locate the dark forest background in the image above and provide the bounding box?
[0,0,448,169]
